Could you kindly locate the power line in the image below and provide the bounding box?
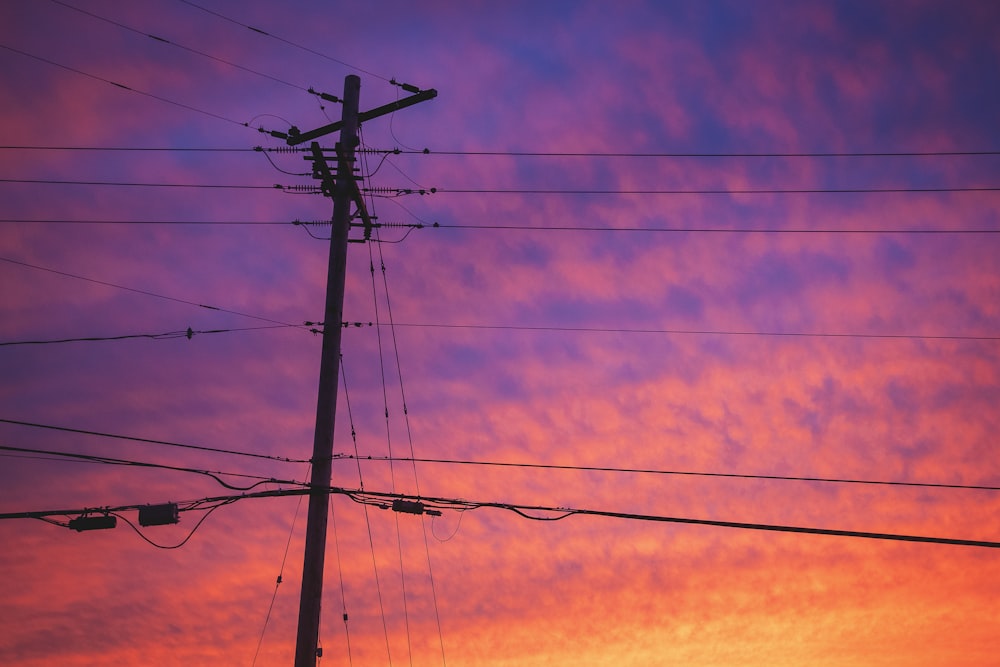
[0,177,284,189]
[343,455,1000,492]
[384,321,1000,342]
[429,222,1000,235]
[419,186,1000,196]
[0,42,250,129]
[5,485,996,548]
[0,218,298,225]
[49,0,313,93]
[0,324,292,347]
[175,0,396,84]
[0,417,309,463]
[339,488,1000,549]
[0,255,305,328]
[384,148,1000,158]
[0,145,262,152]
[0,444,305,491]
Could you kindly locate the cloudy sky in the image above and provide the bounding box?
[1,1,999,665]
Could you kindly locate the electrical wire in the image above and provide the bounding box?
[429,222,1000,235]
[342,455,1000,492]
[382,148,1000,158]
[49,0,313,93]
[0,255,306,329]
[366,238,415,667]
[339,359,395,665]
[0,444,306,491]
[0,177,283,189]
[384,321,1000,342]
[0,42,250,129]
[0,324,293,347]
[372,223,447,665]
[398,185,1000,196]
[252,464,311,667]
[112,499,235,549]
[0,417,309,463]
[176,0,395,84]
[0,218,290,225]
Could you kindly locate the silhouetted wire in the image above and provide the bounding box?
[0,255,305,329]
[386,321,1000,342]
[420,186,1000,195]
[0,444,304,491]
[344,455,999,492]
[0,145,260,152]
[112,500,236,549]
[252,464,312,667]
[50,0,312,92]
[261,149,311,176]
[430,222,1000,234]
[176,0,394,84]
[0,42,250,129]
[0,217,289,225]
[0,177,280,189]
[338,488,1000,549]
[388,148,1000,158]
[0,324,292,347]
[7,486,997,548]
[327,494,355,666]
[365,237,416,664]
[339,358,395,664]
[0,417,309,463]
[371,220,448,666]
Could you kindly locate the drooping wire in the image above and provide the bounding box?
[340,358,394,665]
[251,464,312,667]
[112,498,238,549]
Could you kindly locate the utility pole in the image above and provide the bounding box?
[288,75,437,666]
[294,73,359,667]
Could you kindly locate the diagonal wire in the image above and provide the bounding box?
[50,0,312,93]
[0,42,250,128]
[252,464,311,666]
[340,358,394,665]
[367,239,415,666]
[373,230,447,665]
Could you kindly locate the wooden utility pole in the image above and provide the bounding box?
[287,74,436,666]
[294,73,360,667]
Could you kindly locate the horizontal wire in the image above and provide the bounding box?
[0,42,249,129]
[431,222,1000,234]
[0,218,289,225]
[4,484,996,548]
[344,455,999,491]
[0,324,293,347]
[0,145,261,152]
[0,417,309,463]
[388,148,1000,158]
[429,186,1000,195]
[0,178,282,189]
[386,321,1000,342]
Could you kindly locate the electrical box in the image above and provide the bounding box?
[69,515,117,532]
[138,503,179,527]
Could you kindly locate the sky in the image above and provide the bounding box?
[1,1,999,665]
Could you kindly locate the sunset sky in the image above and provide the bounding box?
[2,1,999,665]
